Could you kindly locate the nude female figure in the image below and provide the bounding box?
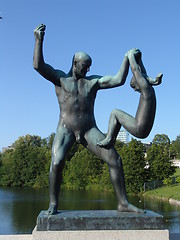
[98,48,162,147]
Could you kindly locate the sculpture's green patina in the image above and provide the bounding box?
[33,24,162,215]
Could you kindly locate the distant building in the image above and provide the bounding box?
[117,130,129,143]
[142,142,152,156]
[171,159,180,168]
[2,145,14,153]
[142,142,152,148]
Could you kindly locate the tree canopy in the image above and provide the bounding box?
[120,139,148,194]
[0,133,178,194]
[147,134,175,181]
[171,135,180,159]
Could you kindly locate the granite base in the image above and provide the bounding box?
[36,210,164,231]
[33,228,169,240]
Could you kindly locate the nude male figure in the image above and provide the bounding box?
[33,24,142,215]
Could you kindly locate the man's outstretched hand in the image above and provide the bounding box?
[34,24,46,40]
[126,48,141,59]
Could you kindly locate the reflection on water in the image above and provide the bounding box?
[0,187,180,234]
[128,195,180,233]
[0,188,49,234]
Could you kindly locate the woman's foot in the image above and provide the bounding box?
[97,137,114,148]
[146,73,163,86]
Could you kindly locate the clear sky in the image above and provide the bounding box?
[0,0,180,151]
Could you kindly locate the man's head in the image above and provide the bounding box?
[73,52,92,78]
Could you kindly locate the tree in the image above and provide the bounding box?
[1,132,176,194]
[0,149,15,186]
[99,163,113,191]
[0,134,51,187]
[0,152,2,168]
[152,134,170,146]
[46,133,55,149]
[63,148,103,190]
[147,134,175,181]
[120,139,148,194]
[33,147,51,188]
[171,135,180,159]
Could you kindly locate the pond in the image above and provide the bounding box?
[0,187,180,234]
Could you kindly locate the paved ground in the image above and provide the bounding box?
[0,232,179,240]
[0,236,32,239]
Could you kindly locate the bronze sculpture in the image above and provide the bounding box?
[98,49,162,147]
[33,24,161,215]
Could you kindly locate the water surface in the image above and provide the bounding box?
[0,187,180,234]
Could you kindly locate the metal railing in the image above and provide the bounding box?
[144,175,180,191]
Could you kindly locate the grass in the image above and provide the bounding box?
[173,167,180,177]
[143,168,180,201]
[143,183,180,201]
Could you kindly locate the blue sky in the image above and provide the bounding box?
[0,0,180,151]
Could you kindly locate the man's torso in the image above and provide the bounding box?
[55,76,98,132]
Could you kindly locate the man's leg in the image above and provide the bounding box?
[48,125,75,215]
[84,127,143,212]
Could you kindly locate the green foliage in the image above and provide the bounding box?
[63,148,103,190]
[114,140,125,151]
[120,139,147,194]
[163,178,173,186]
[99,163,113,191]
[152,134,170,146]
[0,134,51,187]
[46,132,55,149]
[143,183,180,201]
[147,134,175,181]
[0,149,15,186]
[171,135,180,159]
[176,176,180,183]
[0,152,2,167]
[0,133,178,195]
[173,168,180,177]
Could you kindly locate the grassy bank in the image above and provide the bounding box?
[143,183,180,201]
[173,167,180,177]
[143,168,180,201]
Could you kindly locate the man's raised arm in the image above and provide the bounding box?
[33,24,61,86]
[97,53,130,89]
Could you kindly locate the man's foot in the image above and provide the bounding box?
[97,137,114,148]
[117,202,145,213]
[47,204,58,215]
[146,73,163,86]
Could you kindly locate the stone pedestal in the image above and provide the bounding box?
[32,210,169,240]
[33,228,169,240]
[36,210,163,231]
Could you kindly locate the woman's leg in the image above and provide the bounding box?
[134,50,163,86]
[98,49,162,147]
[97,109,139,147]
